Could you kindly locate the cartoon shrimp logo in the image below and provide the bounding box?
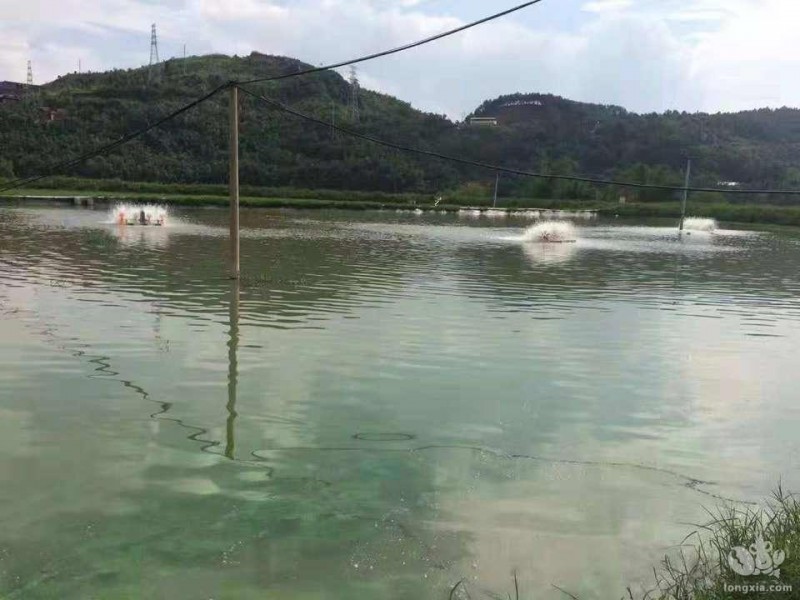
[728,536,786,578]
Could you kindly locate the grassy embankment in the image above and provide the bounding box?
[2,177,800,227]
[645,488,800,600]
[0,177,607,211]
[613,202,800,229]
[454,488,800,600]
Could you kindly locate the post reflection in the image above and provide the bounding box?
[111,223,171,249]
[225,281,240,459]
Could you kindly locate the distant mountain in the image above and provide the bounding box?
[2,55,799,200]
[470,92,800,193]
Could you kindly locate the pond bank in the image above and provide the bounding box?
[2,189,800,228]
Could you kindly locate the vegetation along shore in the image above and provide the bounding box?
[4,177,800,228]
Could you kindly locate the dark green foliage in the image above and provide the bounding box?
[470,93,800,202]
[1,56,800,201]
[606,202,800,227]
[0,53,460,194]
[0,158,14,178]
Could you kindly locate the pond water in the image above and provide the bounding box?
[1,206,799,599]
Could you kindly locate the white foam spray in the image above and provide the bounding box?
[683,217,718,232]
[110,203,168,226]
[522,220,578,243]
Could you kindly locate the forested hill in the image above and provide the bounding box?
[2,53,800,200]
[470,93,800,195]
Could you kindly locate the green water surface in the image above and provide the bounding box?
[1,207,799,599]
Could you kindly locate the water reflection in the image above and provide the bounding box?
[1,207,800,599]
[226,281,239,460]
[521,240,578,265]
[110,223,172,249]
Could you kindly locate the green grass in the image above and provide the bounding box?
[648,487,800,600]
[0,184,602,212]
[0,188,405,211]
[604,202,800,227]
[2,177,800,227]
[0,176,434,206]
[448,489,800,600]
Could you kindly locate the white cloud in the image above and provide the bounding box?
[0,28,30,82]
[194,0,288,22]
[567,15,697,112]
[2,0,800,117]
[688,0,800,111]
[582,0,634,14]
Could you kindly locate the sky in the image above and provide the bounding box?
[1,0,799,119]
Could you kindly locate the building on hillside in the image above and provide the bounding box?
[468,116,498,126]
[500,99,543,108]
[41,107,67,123]
[0,81,27,104]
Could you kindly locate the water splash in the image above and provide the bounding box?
[522,241,578,265]
[522,220,578,243]
[683,217,718,232]
[110,203,168,226]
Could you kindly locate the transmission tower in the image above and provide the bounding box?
[349,65,360,122]
[26,61,33,86]
[148,23,160,83]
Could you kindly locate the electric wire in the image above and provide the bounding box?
[238,85,800,196]
[0,83,229,193]
[4,0,800,198]
[238,0,546,85]
[0,2,547,193]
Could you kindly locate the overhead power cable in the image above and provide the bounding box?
[0,2,546,193]
[238,0,546,85]
[0,84,230,194]
[237,85,800,196]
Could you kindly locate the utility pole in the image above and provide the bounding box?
[331,100,336,139]
[25,61,35,102]
[78,59,82,74]
[229,84,240,279]
[679,158,691,233]
[493,173,500,208]
[349,66,360,122]
[148,23,160,84]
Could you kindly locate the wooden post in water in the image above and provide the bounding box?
[229,84,240,279]
[493,173,500,208]
[679,158,692,233]
[225,280,239,459]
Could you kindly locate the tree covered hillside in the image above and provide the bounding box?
[0,53,463,193]
[2,55,800,200]
[470,93,800,199]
